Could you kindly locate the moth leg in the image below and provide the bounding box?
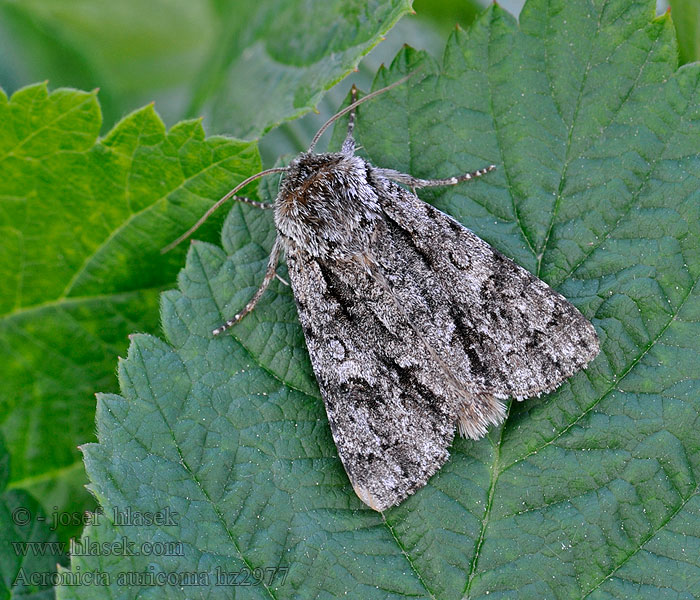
[341,85,358,155]
[234,195,275,210]
[376,164,496,188]
[212,236,282,336]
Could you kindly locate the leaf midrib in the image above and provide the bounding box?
[536,0,604,276]
[549,18,672,288]
[57,146,249,301]
[483,9,537,259]
[0,286,163,323]
[462,408,508,599]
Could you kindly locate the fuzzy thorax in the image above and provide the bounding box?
[274,152,382,259]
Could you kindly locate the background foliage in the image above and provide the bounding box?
[1,0,699,599]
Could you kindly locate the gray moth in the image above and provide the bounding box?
[168,78,600,512]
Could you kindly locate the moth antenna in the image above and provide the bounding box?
[161,166,288,254]
[307,72,415,153]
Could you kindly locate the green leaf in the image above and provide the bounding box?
[0,0,413,138]
[669,0,700,64]
[412,0,484,35]
[0,82,261,545]
[59,0,700,598]
[191,0,414,138]
[0,433,66,599]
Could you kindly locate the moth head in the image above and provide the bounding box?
[162,74,414,254]
[274,152,381,258]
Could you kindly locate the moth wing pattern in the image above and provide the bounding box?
[285,164,598,510]
[286,248,458,511]
[373,174,600,418]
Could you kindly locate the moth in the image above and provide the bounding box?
[166,77,600,511]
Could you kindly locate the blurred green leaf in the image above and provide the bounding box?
[412,0,484,35]
[670,0,700,64]
[0,0,413,138]
[0,0,214,129]
[56,0,700,598]
[0,434,65,600]
[192,0,414,138]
